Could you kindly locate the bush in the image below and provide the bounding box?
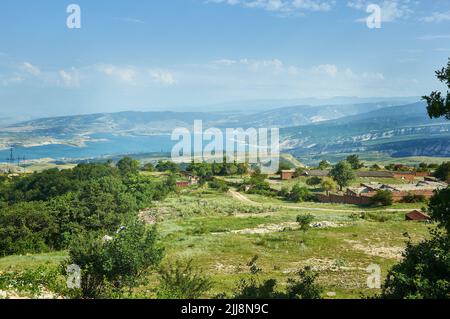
[381,188,450,299]
[371,190,393,206]
[65,220,164,298]
[0,201,57,256]
[289,184,312,203]
[402,193,427,204]
[296,214,314,232]
[382,229,449,299]
[0,266,67,298]
[433,162,450,181]
[232,256,322,299]
[286,266,323,299]
[157,260,212,299]
[208,179,230,192]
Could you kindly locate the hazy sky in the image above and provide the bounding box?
[0,0,449,117]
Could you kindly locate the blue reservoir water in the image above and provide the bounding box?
[0,134,176,161]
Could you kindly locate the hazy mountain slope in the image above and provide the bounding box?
[237,102,402,127]
[4,111,229,136]
[3,100,449,159]
[283,102,450,157]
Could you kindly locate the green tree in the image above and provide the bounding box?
[422,58,450,120]
[143,162,155,172]
[371,164,382,171]
[306,176,322,189]
[286,267,323,299]
[434,162,450,182]
[279,186,290,198]
[346,154,364,170]
[117,157,139,176]
[293,167,305,178]
[371,190,394,206]
[156,160,180,173]
[0,201,57,256]
[382,189,450,299]
[208,178,230,192]
[296,214,314,233]
[382,63,450,298]
[237,163,249,176]
[318,160,331,170]
[321,177,337,195]
[66,220,164,298]
[289,184,312,203]
[329,161,356,191]
[277,163,293,174]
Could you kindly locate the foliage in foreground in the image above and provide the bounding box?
[232,256,323,299]
[381,183,450,299]
[157,260,212,299]
[65,220,164,298]
[0,161,173,257]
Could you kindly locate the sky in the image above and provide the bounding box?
[0,0,450,118]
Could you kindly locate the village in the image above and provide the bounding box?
[280,168,447,205]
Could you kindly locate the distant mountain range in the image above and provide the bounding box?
[282,102,450,158]
[2,98,450,160]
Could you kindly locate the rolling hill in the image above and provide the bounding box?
[2,100,450,161]
[282,102,450,158]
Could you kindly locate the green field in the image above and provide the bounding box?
[0,188,430,299]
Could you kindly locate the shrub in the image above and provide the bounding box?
[208,179,230,192]
[232,256,322,299]
[289,184,312,203]
[65,220,164,298]
[0,201,57,256]
[402,193,427,204]
[296,214,314,232]
[371,190,393,206]
[0,266,67,298]
[157,260,212,299]
[286,266,323,299]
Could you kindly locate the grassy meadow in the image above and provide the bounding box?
[0,185,430,299]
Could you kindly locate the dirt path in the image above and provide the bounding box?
[229,190,417,213]
[229,190,255,204]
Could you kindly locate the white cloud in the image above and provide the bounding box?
[206,0,335,15]
[312,64,338,77]
[348,0,414,23]
[97,65,137,83]
[118,17,146,24]
[59,68,80,87]
[434,48,450,52]
[212,58,284,72]
[150,70,176,85]
[420,11,450,23]
[417,34,450,40]
[21,62,41,76]
[1,74,24,86]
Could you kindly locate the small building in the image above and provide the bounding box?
[188,175,199,185]
[405,210,431,221]
[281,169,296,180]
[393,172,416,181]
[176,181,190,188]
[357,171,394,178]
[302,170,330,177]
